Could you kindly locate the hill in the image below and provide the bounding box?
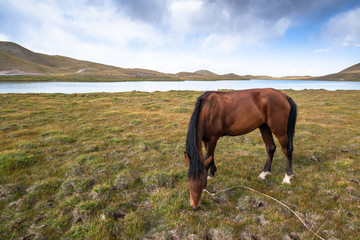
[175,70,247,80]
[0,42,264,81]
[313,63,360,81]
[0,41,359,81]
[0,42,177,81]
[0,42,246,81]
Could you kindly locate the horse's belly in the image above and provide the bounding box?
[223,117,264,136]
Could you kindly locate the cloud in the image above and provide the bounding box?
[0,0,357,76]
[1,0,348,51]
[0,33,10,41]
[314,48,329,53]
[0,1,164,58]
[164,0,347,50]
[324,6,360,46]
[202,17,291,53]
[167,1,295,34]
[0,0,308,60]
[93,0,348,49]
[112,0,170,23]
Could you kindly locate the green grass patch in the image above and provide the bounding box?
[0,151,35,172]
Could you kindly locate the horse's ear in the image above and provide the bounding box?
[203,156,212,167]
[184,152,190,166]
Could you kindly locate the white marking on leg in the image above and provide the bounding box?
[207,175,214,180]
[258,171,271,180]
[282,174,292,184]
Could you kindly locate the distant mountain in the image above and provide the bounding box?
[0,41,359,81]
[313,63,360,81]
[175,70,247,80]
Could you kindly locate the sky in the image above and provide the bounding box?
[0,0,360,77]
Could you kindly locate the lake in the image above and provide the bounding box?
[0,80,360,94]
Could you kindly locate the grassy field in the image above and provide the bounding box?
[0,90,359,239]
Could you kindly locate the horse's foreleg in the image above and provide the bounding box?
[205,137,218,179]
[259,124,276,180]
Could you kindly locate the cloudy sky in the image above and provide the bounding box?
[1,0,360,77]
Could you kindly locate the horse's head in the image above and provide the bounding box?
[184,153,212,210]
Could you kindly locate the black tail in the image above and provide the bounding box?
[185,92,209,179]
[286,96,297,153]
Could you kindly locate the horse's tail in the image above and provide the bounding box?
[185,92,209,179]
[286,96,297,153]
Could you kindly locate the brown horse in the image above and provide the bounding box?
[184,88,297,210]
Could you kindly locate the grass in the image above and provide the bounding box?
[0,90,359,239]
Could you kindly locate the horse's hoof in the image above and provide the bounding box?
[258,171,271,180]
[207,174,215,180]
[282,174,292,184]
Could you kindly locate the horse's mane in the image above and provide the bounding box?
[185,92,210,180]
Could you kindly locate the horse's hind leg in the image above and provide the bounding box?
[282,142,293,184]
[258,124,276,180]
[273,133,293,184]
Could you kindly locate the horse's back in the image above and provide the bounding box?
[203,88,288,115]
[199,89,290,137]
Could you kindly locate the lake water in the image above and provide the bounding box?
[0,80,360,94]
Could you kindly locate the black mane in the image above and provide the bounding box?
[185,92,210,180]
